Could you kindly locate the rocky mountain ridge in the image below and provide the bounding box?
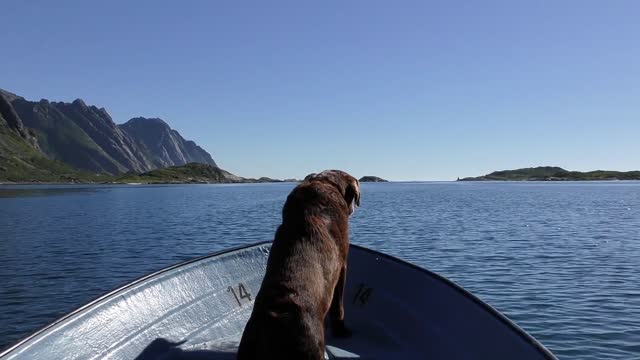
[0,88,216,175]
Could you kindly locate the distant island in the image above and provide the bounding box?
[359,176,388,182]
[459,166,640,181]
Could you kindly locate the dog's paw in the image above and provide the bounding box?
[331,322,353,338]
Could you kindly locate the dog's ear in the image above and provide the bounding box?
[345,178,360,214]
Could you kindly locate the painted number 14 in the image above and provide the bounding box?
[228,283,252,307]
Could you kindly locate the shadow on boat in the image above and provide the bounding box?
[134,338,235,360]
[134,338,361,359]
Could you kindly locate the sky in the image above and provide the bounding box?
[2,1,639,180]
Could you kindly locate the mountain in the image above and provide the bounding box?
[0,91,104,182]
[459,166,640,181]
[11,97,150,174]
[119,117,216,169]
[1,88,217,175]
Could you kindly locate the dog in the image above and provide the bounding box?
[236,170,360,360]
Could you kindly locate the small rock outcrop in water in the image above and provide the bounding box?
[458,166,640,181]
[359,176,388,182]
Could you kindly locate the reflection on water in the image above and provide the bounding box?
[1,182,639,359]
[0,186,101,198]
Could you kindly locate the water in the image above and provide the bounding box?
[1,182,639,359]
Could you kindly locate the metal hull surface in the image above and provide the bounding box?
[0,242,556,359]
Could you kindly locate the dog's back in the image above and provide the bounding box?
[237,171,359,360]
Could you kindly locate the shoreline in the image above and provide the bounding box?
[0,180,298,186]
[457,179,640,182]
[3,179,640,186]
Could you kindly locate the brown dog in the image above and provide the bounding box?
[236,170,360,360]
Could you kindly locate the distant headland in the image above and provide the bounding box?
[114,163,293,184]
[458,166,640,181]
[359,176,389,183]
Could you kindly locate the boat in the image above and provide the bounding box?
[0,241,557,359]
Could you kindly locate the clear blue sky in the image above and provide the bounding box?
[2,1,639,180]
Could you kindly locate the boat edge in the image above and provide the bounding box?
[1,241,558,360]
[350,244,558,360]
[0,241,273,357]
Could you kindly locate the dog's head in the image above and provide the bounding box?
[305,170,360,214]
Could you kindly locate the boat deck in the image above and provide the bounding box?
[0,242,556,360]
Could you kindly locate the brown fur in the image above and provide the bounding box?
[236,170,361,360]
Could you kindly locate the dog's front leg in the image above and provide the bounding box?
[329,265,352,338]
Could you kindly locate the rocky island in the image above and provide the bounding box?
[458,166,640,181]
[359,176,388,182]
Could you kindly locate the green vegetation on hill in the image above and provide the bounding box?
[0,114,108,183]
[459,166,640,181]
[114,162,282,184]
[114,163,236,183]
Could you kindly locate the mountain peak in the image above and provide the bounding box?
[72,98,88,108]
[119,117,217,168]
[0,90,39,147]
[124,117,170,128]
[0,89,24,102]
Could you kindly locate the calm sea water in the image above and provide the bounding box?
[1,182,639,358]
